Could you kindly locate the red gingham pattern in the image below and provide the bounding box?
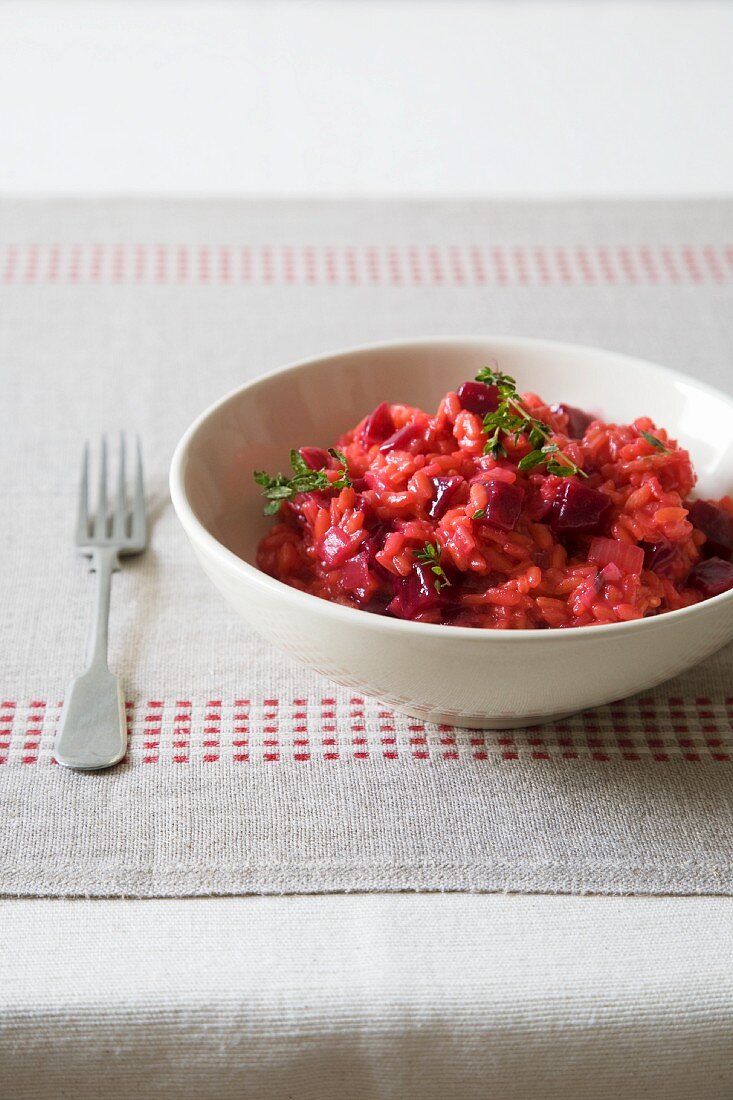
[2,243,733,287]
[1,696,731,766]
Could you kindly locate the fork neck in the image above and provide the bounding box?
[87,547,120,670]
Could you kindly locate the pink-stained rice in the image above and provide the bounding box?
[256,378,733,629]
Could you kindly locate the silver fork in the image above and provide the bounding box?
[55,435,147,770]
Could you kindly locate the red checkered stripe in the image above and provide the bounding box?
[1,243,732,287]
[1,696,731,765]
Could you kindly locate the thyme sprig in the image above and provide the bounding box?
[640,430,671,455]
[415,541,451,592]
[475,365,585,477]
[254,448,351,515]
[475,366,517,398]
[476,366,552,459]
[517,442,588,479]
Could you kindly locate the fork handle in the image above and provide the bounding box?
[55,548,127,771]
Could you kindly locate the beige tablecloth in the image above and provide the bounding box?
[2,200,733,1098]
[1,198,733,899]
[1,893,732,1100]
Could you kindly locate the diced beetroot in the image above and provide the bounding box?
[379,422,424,453]
[526,488,553,523]
[319,526,356,568]
[456,380,500,416]
[552,403,594,439]
[589,537,644,575]
[427,476,464,520]
[298,446,329,470]
[688,500,733,560]
[364,518,390,544]
[482,480,525,531]
[362,401,394,445]
[372,559,395,584]
[687,557,733,598]
[360,526,392,582]
[387,562,446,619]
[549,481,611,534]
[340,550,371,591]
[351,477,369,493]
[643,539,679,577]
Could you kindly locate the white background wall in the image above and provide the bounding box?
[1,0,731,197]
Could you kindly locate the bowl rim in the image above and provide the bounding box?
[169,333,733,642]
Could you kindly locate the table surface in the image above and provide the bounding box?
[1,0,732,198]
[3,893,733,1100]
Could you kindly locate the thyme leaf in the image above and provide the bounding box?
[254,449,351,515]
[641,430,671,455]
[517,442,587,478]
[475,365,518,398]
[477,365,550,459]
[415,541,452,592]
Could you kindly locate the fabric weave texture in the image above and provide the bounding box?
[2,199,733,898]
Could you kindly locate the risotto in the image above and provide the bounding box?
[254,367,733,629]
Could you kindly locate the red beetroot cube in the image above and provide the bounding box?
[427,476,464,520]
[552,403,594,439]
[688,500,733,560]
[387,562,446,619]
[379,422,423,454]
[456,381,500,416]
[550,481,611,534]
[298,447,330,471]
[687,557,733,598]
[483,481,525,531]
[643,539,679,577]
[362,402,394,445]
[319,527,356,568]
[340,550,371,592]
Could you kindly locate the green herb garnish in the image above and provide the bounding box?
[475,365,518,397]
[475,365,584,477]
[415,541,451,592]
[517,442,587,478]
[640,430,671,455]
[254,448,351,515]
[476,367,552,454]
[472,508,486,520]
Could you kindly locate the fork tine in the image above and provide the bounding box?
[113,432,127,537]
[131,436,146,544]
[76,441,90,542]
[96,434,108,539]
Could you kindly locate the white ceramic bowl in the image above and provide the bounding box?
[170,337,733,728]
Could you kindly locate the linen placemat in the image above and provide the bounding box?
[2,199,733,898]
